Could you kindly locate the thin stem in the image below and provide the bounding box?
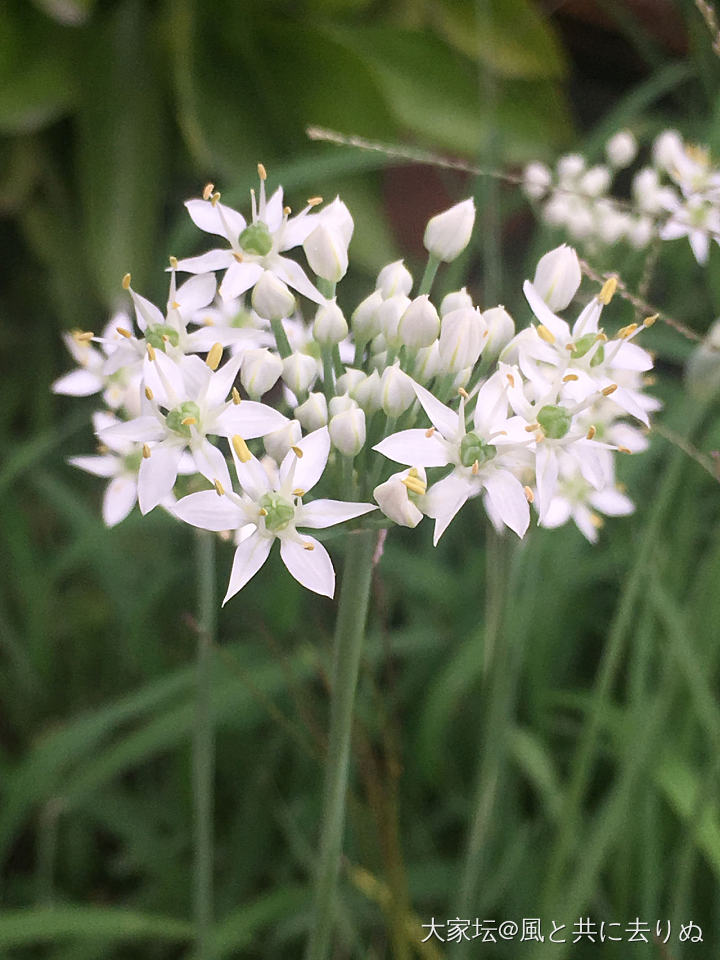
[270,316,292,358]
[321,345,335,406]
[418,254,440,296]
[305,529,377,960]
[194,530,216,960]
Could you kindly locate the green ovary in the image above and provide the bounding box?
[459,432,497,468]
[537,404,572,439]
[145,325,180,350]
[259,493,295,532]
[239,222,273,256]
[166,401,201,438]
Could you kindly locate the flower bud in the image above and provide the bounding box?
[251,270,296,321]
[295,391,328,431]
[380,364,415,416]
[423,198,475,263]
[452,367,473,391]
[336,368,366,396]
[303,224,349,282]
[376,260,413,298]
[653,130,683,171]
[377,295,411,347]
[329,394,357,417]
[438,307,487,373]
[329,406,366,457]
[483,306,515,360]
[313,301,348,344]
[440,287,473,316]
[320,197,354,245]
[606,130,637,168]
[351,290,383,341]
[522,162,552,200]
[627,215,654,249]
[412,341,441,384]
[579,165,611,197]
[557,153,585,185]
[531,245,581,312]
[397,295,440,349]
[264,419,302,463]
[281,352,318,396]
[374,467,426,528]
[353,370,382,413]
[240,348,283,398]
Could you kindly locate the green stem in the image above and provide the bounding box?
[305,529,377,960]
[321,345,335,406]
[194,530,216,960]
[270,316,292,358]
[316,277,336,300]
[418,253,440,296]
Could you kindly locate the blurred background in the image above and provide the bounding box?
[2,0,720,956]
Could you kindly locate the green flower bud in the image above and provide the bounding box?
[537,404,572,439]
[459,431,497,468]
[239,222,273,256]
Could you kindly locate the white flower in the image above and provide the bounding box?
[295,392,328,431]
[440,288,473,316]
[483,306,515,360]
[281,352,318,396]
[303,201,353,282]
[69,412,141,526]
[329,406,366,457]
[531,245,581,312]
[240,348,283,398]
[377,295,411,347]
[438,306,487,373]
[351,290,383,341]
[174,427,376,601]
[423,198,475,262]
[313,301,348,344]
[264,419,302,463]
[541,460,633,542]
[379,364,415,416]
[606,130,637,169]
[397,295,440,349]
[376,260,413,298]
[659,195,720,264]
[353,370,382,413]
[251,270,296,320]
[374,467,427,527]
[557,153,585,185]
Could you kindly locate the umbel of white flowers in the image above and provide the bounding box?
[54,166,658,604]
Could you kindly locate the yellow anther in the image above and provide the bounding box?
[232,435,252,463]
[506,373,515,387]
[643,314,658,327]
[407,467,420,478]
[73,330,94,342]
[601,383,618,396]
[146,343,156,361]
[145,386,154,401]
[257,163,267,181]
[525,423,539,432]
[206,342,223,371]
[202,315,214,326]
[618,445,632,454]
[202,183,215,201]
[535,431,544,443]
[586,425,596,440]
[116,326,132,338]
[291,445,304,458]
[589,512,604,528]
[169,256,178,269]
[524,485,535,503]
[536,324,555,344]
[307,196,323,207]
[232,252,243,262]
[596,332,608,342]
[566,343,575,351]
[303,542,315,551]
[425,426,436,438]
[181,416,196,426]
[122,272,132,290]
[161,335,169,342]
[231,387,241,405]
[617,323,638,339]
[96,443,109,455]
[283,205,292,215]
[292,488,305,497]
[214,479,225,496]
[259,508,268,516]
[562,373,579,382]
[142,443,151,459]
[598,276,618,304]
[170,300,181,310]
[210,191,221,206]
[643,375,657,386]
[471,459,479,475]
[458,387,469,398]
[402,471,427,495]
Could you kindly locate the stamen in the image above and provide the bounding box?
[303,542,315,550]
[202,316,214,326]
[170,301,180,310]
[598,276,618,304]
[506,372,515,387]
[566,343,575,351]
[259,508,268,516]
[402,473,427,495]
[525,423,539,432]
[458,387,469,398]
[643,314,658,327]
[601,384,618,396]
[291,445,304,458]
[586,425,596,440]
[590,513,604,528]
[146,343,156,361]
[210,191,221,206]
[142,443,151,459]
[535,431,544,442]
[202,183,214,201]
[562,373,579,382]
[524,485,534,503]
[96,443,109,454]
[257,163,267,181]
[145,386,154,401]
[73,330,94,342]
[618,445,632,454]
[536,324,555,344]
[231,387,242,405]
[292,488,305,497]
[425,426,436,438]
[116,326,132,338]
[232,435,252,463]
[307,196,323,207]
[214,479,225,496]
[122,273,132,290]
[206,342,223,371]
[232,252,243,262]
[283,205,292,215]
[471,459,479,475]
[168,255,178,269]
[181,417,196,426]
[617,323,638,339]
[643,375,656,386]
[596,332,608,342]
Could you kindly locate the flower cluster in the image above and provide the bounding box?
[55,168,658,603]
[524,129,720,264]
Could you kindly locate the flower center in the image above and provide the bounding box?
[537,404,572,439]
[571,333,598,359]
[459,432,497,468]
[123,450,143,473]
[259,492,295,532]
[145,324,180,350]
[166,401,201,438]
[240,222,273,257]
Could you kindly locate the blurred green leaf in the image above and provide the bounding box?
[0,907,191,947]
[656,756,720,878]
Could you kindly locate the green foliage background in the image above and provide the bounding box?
[1,0,720,956]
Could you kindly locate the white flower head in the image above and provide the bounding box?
[374,467,427,528]
[423,198,475,262]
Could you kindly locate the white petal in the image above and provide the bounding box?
[423,472,472,545]
[571,299,602,337]
[297,499,377,529]
[571,441,611,490]
[213,401,288,439]
[219,261,263,301]
[573,504,600,543]
[280,212,322,250]
[690,229,710,264]
[473,373,509,434]
[205,354,243,408]
[223,532,273,603]
[130,290,165,332]
[523,280,571,340]
[279,427,330,493]
[607,386,650,425]
[179,354,212,401]
[52,369,103,396]
[263,186,284,233]
[373,429,449,468]
[609,341,653,372]
[535,444,559,522]
[185,199,246,241]
[102,476,138,526]
[412,381,460,438]
[271,257,325,305]
[482,469,530,538]
[192,439,231,489]
[174,490,245,531]
[232,453,272,500]
[145,349,186,405]
[68,455,119,478]
[137,443,183,513]
[102,416,165,443]
[176,273,217,314]
[589,486,634,516]
[541,496,572,529]
[280,535,335,597]
[176,250,235,273]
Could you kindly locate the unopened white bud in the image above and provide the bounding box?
[579,165,611,197]
[412,341,441,384]
[377,260,413,298]
[423,198,475,262]
[351,290,383,341]
[440,287,473,316]
[374,468,426,528]
[522,162,552,200]
[397,295,440,349]
[240,348,283,398]
[281,352,318,395]
[377,295,411,346]
[627,215,654,249]
[653,130,684,171]
[264,419,302,463]
[329,394,357,417]
[336,368,366,396]
[451,367,473,391]
[353,370,382,413]
[251,270,296,321]
[295,391,328,431]
[606,130,637,168]
[320,197,354,245]
[438,307,487,373]
[303,224,349,282]
[313,301,348,345]
[483,306,515,360]
[557,153,585,185]
[595,202,630,245]
[380,364,415,416]
[329,406,366,457]
[532,244,581,311]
